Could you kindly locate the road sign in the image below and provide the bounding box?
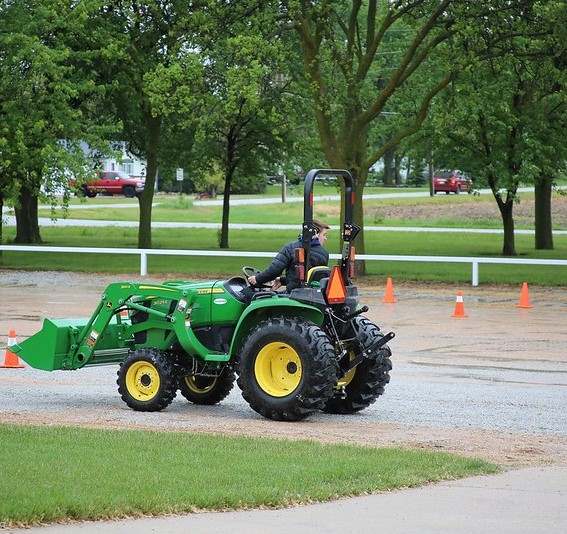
[176,168,184,181]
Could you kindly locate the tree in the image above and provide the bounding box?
[530,1,566,249]
[286,1,457,264]
[196,29,292,249]
[0,0,114,244]
[88,1,205,249]
[528,60,566,250]
[423,0,565,255]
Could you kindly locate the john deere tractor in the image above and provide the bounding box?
[13,169,394,421]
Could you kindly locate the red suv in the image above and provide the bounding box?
[78,171,145,198]
[433,170,472,194]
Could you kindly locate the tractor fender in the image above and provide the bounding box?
[229,297,324,357]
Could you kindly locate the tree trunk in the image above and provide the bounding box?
[498,201,517,256]
[534,174,553,250]
[350,166,368,275]
[137,115,161,249]
[219,166,234,249]
[394,153,403,186]
[14,183,42,244]
[428,158,434,196]
[383,148,394,186]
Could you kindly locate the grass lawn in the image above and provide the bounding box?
[0,424,497,527]
[32,185,428,207]
[35,190,565,230]
[0,226,566,285]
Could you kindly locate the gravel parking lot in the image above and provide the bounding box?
[1,270,566,466]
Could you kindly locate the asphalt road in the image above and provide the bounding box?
[1,272,566,439]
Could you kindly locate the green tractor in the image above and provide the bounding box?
[12,169,394,421]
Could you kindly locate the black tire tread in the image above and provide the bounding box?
[178,369,236,405]
[117,349,177,412]
[323,317,392,414]
[123,185,136,198]
[237,316,336,421]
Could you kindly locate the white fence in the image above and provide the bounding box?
[1,245,566,286]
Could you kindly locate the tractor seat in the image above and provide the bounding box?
[306,266,330,285]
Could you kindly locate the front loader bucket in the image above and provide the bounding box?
[10,318,88,371]
[11,317,130,371]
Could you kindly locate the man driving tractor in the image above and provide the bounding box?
[247,220,331,291]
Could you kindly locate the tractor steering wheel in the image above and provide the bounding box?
[242,266,271,289]
[242,266,261,286]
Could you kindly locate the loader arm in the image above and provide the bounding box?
[69,282,230,369]
[12,282,230,371]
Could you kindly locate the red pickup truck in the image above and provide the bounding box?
[433,170,472,195]
[77,171,145,198]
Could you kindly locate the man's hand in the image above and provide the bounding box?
[272,277,282,291]
[247,275,257,285]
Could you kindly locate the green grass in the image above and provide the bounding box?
[55,196,140,206]
[1,226,566,285]
[0,424,497,527]
[34,190,565,230]
[27,185,428,208]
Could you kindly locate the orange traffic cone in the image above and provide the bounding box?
[451,291,468,318]
[382,276,397,304]
[1,329,25,369]
[517,282,533,309]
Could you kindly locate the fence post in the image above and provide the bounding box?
[140,252,147,276]
[472,261,479,287]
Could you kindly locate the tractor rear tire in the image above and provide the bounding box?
[237,316,336,421]
[178,369,236,405]
[323,317,392,414]
[117,349,177,411]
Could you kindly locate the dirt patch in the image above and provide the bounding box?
[366,193,567,227]
[1,412,565,468]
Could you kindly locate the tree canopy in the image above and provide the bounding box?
[0,0,564,261]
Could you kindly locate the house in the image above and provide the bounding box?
[102,142,146,179]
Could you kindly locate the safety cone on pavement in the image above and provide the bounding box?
[1,329,25,368]
[451,291,468,318]
[382,276,397,304]
[517,282,533,309]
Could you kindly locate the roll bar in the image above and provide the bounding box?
[300,169,360,287]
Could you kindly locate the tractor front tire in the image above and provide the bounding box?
[237,317,336,421]
[178,369,236,405]
[117,349,177,411]
[323,317,392,414]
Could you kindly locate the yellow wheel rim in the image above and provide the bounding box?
[184,376,217,394]
[254,342,302,397]
[336,352,356,388]
[125,361,160,401]
[337,367,356,388]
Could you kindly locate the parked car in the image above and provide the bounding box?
[75,171,145,198]
[433,170,472,194]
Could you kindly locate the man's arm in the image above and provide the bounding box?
[253,245,293,286]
